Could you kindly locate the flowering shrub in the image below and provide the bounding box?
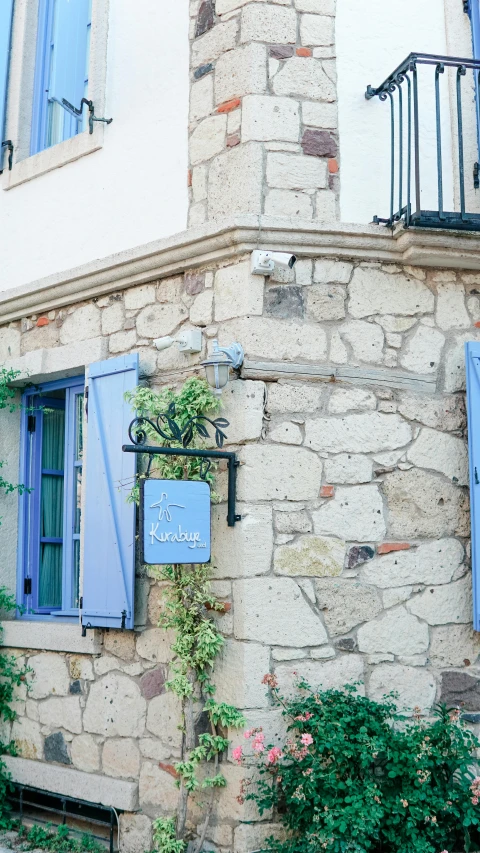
[233,677,480,853]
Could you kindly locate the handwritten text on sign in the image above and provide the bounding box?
[143,479,211,565]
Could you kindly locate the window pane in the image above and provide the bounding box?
[42,407,65,470]
[75,394,84,460]
[74,468,82,534]
[41,475,64,538]
[39,543,62,608]
[73,539,80,608]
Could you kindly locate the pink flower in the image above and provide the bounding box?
[267,747,283,765]
[301,733,313,746]
[232,746,243,764]
[252,732,265,753]
[244,730,252,740]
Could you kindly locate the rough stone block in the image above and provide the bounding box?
[214,260,264,321]
[29,653,70,700]
[349,268,434,318]
[315,189,337,221]
[275,510,312,534]
[218,316,327,360]
[407,427,468,485]
[295,0,336,11]
[399,325,446,375]
[328,387,376,414]
[71,734,100,773]
[357,607,429,655]
[234,577,328,646]
[101,302,124,335]
[347,544,375,568]
[430,624,480,668]
[103,738,140,779]
[120,815,152,853]
[5,756,138,810]
[212,639,271,707]
[383,469,469,538]
[313,484,386,541]
[136,303,187,339]
[336,319,384,364]
[274,534,345,577]
[305,412,411,454]
[272,57,336,100]
[435,282,469,331]
[440,671,480,709]
[314,259,352,284]
[190,289,213,325]
[190,75,214,125]
[315,578,382,635]
[267,151,328,189]
[215,42,267,105]
[369,665,436,715]
[211,503,273,578]
[83,674,146,737]
[407,575,472,625]
[238,444,323,501]
[275,656,364,697]
[208,142,264,218]
[190,115,227,165]
[302,100,337,127]
[109,330,137,354]
[192,19,238,66]
[59,304,101,345]
[146,691,182,748]
[218,379,266,445]
[268,382,325,413]
[44,732,71,765]
[362,538,463,588]
[324,453,373,484]
[38,696,82,734]
[264,286,304,320]
[0,328,21,360]
[136,628,174,663]
[268,187,313,219]
[242,95,300,142]
[397,392,465,431]
[139,761,179,810]
[12,718,43,760]
[269,420,303,443]
[234,823,285,853]
[300,14,334,45]
[140,667,167,700]
[241,4,297,44]
[306,284,346,321]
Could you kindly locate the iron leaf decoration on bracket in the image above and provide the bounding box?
[128,404,230,451]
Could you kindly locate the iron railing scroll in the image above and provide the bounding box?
[365,52,480,231]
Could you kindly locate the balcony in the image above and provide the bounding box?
[366,52,480,231]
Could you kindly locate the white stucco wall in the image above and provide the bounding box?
[0,0,189,293]
[336,0,474,225]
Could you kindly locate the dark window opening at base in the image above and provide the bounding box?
[8,784,121,853]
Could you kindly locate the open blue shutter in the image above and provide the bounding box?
[465,342,480,630]
[49,0,90,113]
[467,1,480,165]
[82,354,139,630]
[0,0,14,151]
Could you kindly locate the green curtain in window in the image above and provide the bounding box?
[39,407,65,608]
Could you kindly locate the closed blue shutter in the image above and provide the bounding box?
[0,0,14,151]
[467,2,480,163]
[49,0,90,114]
[82,354,139,630]
[465,342,480,629]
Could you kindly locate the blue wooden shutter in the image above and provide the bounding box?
[465,341,480,629]
[0,0,14,152]
[467,1,480,164]
[49,0,90,114]
[82,354,139,630]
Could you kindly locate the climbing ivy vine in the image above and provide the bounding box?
[0,368,30,827]
[127,378,245,853]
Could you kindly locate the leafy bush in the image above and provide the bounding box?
[234,677,480,853]
[16,822,105,853]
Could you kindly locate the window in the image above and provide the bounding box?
[20,376,84,618]
[31,0,92,155]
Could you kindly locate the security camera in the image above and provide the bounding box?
[251,250,297,276]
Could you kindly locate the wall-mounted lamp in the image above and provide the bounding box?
[202,339,244,396]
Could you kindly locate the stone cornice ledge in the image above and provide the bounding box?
[1,216,480,322]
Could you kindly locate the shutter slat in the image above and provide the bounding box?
[465,341,480,629]
[82,354,139,630]
[0,0,14,151]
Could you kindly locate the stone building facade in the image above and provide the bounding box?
[1,1,480,853]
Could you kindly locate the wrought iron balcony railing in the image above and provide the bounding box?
[366,52,480,231]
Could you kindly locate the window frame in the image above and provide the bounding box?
[17,374,85,622]
[2,0,109,191]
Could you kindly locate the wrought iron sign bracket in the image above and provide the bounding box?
[123,407,242,527]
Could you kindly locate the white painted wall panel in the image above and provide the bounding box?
[336,0,459,224]
[0,0,189,292]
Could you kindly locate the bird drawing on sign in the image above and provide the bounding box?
[150,492,185,522]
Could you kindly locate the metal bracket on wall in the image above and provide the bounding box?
[475,162,480,189]
[0,140,13,172]
[62,97,113,134]
[123,408,242,527]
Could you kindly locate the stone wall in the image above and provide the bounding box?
[2,256,480,852]
[188,0,338,226]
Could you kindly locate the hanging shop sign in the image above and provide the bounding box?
[142,479,211,565]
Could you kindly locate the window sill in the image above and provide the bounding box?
[2,124,104,191]
[1,619,102,653]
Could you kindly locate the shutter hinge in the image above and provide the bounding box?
[464,0,471,14]
[24,578,32,595]
[121,610,127,630]
[476,467,479,485]
[27,415,36,433]
[79,596,83,609]
[61,97,112,134]
[84,387,88,421]
[0,140,13,173]
[475,162,479,190]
